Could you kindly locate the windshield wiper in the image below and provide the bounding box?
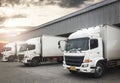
[67,48,80,52]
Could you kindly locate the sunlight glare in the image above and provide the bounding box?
[0,28,26,37]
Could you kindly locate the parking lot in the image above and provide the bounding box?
[0,61,120,83]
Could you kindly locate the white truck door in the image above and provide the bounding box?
[89,38,103,59]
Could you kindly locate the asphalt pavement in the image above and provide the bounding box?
[0,61,120,83]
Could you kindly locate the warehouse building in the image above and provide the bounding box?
[13,0,120,41]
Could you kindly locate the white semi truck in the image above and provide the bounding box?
[21,35,66,66]
[58,25,120,77]
[2,42,26,62]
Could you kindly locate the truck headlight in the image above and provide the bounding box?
[24,56,29,58]
[84,59,92,63]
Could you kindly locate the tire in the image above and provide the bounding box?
[94,63,104,78]
[69,70,77,74]
[8,56,15,62]
[31,58,40,67]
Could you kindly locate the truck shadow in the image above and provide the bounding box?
[64,72,95,79]
[18,62,62,68]
[104,67,120,76]
[63,67,120,79]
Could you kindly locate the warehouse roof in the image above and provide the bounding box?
[32,0,118,31]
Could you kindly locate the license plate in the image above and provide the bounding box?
[69,66,76,71]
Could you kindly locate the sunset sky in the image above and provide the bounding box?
[0,0,103,42]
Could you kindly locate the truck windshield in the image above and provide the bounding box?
[19,44,27,52]
[65,37,89,51]
[27,44,35,50]
[3,47,11,51]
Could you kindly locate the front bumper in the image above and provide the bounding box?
[21,58,32,64]
[2,56,8,61]
[63,63,95,73]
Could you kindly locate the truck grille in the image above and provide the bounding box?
[65,56,84,67]
[18,54,24,61]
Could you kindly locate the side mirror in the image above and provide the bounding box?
[58,40,66,52]
[58,41,61,48]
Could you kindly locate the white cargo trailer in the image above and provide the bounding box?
[22,35,66,66]
[2,42,26,62]
[58,25,120,77]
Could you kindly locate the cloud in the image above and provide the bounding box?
[35,0,103,8]
[0,0,103,8]
[38,0,86,8]
[0,14,26,25]
[0,17,6,24]
[59,0,85,8]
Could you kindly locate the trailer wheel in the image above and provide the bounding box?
[8,56,15,62]
[31,58,40,66]
[94,63,104,78]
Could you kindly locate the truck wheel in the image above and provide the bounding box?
[94,63,104,78]
[8,56,15,62]
[31,58,39,66]
[69,70,77,74]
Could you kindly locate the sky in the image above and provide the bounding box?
[0,0,103,42]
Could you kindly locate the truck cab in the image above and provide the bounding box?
[22,37,41,66]
[2,43,16,61]
[2,42,26,62]
[18,43,28,62]
[59,26,105,77]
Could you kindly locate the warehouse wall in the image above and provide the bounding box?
[12,0,120,41]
